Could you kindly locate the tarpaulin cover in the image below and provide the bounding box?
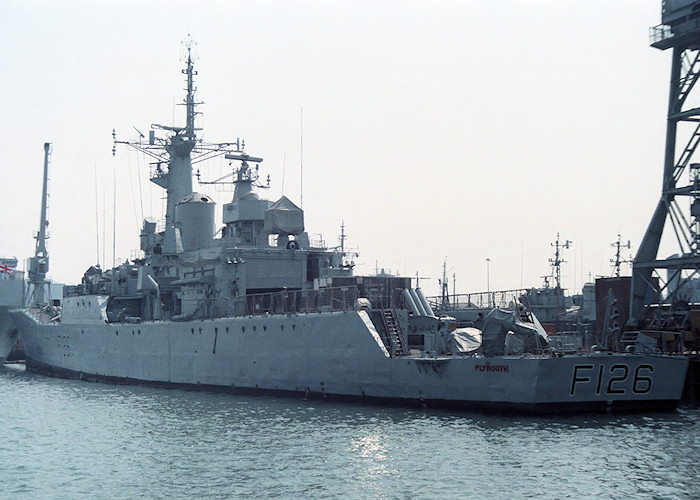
[263,196,304,235]
[446,327,482,354]
[481,308,546,356]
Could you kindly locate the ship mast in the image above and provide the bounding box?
[183,37,197,142]
[157,37,198,230]
[549,233,571,290]
[26,143,52,307]
[113,37,243,257]
[610,234,631,278]
[439,258,451,309]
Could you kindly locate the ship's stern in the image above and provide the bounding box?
[534,353,689,412]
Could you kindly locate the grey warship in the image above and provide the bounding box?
[10,40,689,412]
[0,257,23,362]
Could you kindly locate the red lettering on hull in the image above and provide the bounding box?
[475,364,509,373]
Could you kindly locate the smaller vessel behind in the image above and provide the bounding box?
[2,142,56,364]
[0,257,23,362]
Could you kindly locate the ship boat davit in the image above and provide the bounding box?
[10,40,689,413]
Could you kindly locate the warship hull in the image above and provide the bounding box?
[0,307,19,363]
[11,308,689,413]
[9,41,690,413]
[0,277,23,363]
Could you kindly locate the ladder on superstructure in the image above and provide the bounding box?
[381,309,407,357]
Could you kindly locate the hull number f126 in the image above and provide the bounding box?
[570,364,653,396]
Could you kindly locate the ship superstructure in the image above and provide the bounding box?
[92,39,357,323]
[10,40,689,413]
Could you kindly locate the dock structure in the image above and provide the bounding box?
[631,2,700,350]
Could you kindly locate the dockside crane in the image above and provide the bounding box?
[26,143,52,307]
[630,2,700,339]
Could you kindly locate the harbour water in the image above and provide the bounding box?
[0,364,698,499]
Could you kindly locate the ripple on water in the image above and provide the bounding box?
[0,364,698,499]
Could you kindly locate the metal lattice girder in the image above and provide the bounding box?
[671,122,700,185]
[677,50,700,106]
[631,27,700,322]
[667,198,693,251]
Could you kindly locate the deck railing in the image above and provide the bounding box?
[186,285,361,320]
[649,23,672,45]
[427,289,528,312]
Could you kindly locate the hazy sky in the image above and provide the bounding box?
[1,1,674,297]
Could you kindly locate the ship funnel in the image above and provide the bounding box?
[175,193,216,251]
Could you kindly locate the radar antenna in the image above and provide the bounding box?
[199,142,270,192]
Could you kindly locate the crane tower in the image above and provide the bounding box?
[631,1,700,325]
[26,143,52,307]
